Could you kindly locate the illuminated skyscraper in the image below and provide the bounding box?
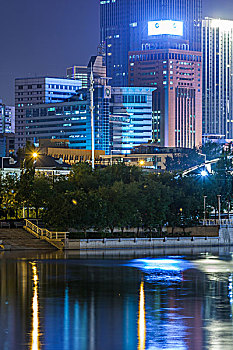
[202,18,233,139]
[100,0,202,86]
[129,47,202,149]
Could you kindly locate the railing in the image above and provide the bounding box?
[24,219,68,248]
[201,219,233,227]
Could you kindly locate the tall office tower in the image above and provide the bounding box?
[66,66,88,88]
[202,18,233,140]
[100,0,202,86]
[110,87,154,154]
[129,47,202,148]
[15,77,82,151]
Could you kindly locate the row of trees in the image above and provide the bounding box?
[1,154,232,234]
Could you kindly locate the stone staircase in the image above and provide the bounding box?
[0,228,56,250]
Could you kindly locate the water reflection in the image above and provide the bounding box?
[30,262,40,350]
[138,282,146,350]
[1,252,233,349]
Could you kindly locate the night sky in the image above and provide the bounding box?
[0,0,232,105]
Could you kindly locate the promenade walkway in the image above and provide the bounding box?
[0,228,55,250]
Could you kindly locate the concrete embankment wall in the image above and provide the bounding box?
[64,226,233,250]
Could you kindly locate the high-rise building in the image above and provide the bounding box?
[202,18,233,140]
[110,87,154,154]
[128,47,202,149]
[15,77,82,151]
[66,66,88,88]
[100,0,202,86]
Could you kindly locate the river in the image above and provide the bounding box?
[0,247,233,349]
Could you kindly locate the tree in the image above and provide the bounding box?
[30,176,52,218]
[165,150,204,173]
[201,141,223,161]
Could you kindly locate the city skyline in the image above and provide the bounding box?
[0,0,233,105]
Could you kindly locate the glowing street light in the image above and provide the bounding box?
[201,170,208,177]
[139,160,145,166]
[32,152,38,159]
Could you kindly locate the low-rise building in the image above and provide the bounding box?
[100,144,205,171]
[39,139,105,165]
[0,155,71,178]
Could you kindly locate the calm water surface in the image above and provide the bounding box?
[1,248,233,350]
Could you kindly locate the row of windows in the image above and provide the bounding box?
[26,105,88,117]
[17,84,78,90]
[129,53,202,62]
[123,95,147,104]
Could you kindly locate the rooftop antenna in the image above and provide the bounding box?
[89,64,95,170]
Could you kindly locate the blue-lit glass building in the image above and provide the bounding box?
[25,87,111,155]
[100,0,202,86]
[25,85,154,156]
[15,77,82,151]
[110,87,154,154]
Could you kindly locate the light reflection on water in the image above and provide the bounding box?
[1,251,233,349]
[138,282,146,350]
[30,262,40,350]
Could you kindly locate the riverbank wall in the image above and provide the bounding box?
[64,226,233,250]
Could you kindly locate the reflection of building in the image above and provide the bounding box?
[15,77,82,151]
[202,18,233,139]
[100,0,202,86]
[128,48,202,148]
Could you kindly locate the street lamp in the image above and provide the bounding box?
[139,160,145,166]
[203,196,207,221]
[201,170,208,177]
[32,152,38,159]
[217,195,221,222]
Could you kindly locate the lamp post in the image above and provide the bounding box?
[217,195,221,222]
[203,196,207,221]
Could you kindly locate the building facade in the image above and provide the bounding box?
[0,100,15,156]
[202,18,233,139]
[0,100,15,134]
[100,0,202,86]
[110,87,154,154]
[66,66,88,88]
[24,85,155,156]
[15,77,82,151]
[128,48,202,149]
[24,86,111,155]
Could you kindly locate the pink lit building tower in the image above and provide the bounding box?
[128,21,202,149]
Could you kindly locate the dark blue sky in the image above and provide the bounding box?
[0,0,232,104]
